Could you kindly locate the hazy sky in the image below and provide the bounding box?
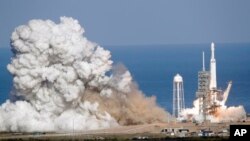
[0,0,250,47]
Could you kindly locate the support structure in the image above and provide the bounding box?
[196,70,210,120]
[173,74,185,118]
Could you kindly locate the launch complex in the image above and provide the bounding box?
[195,42,232,121]
[173,42,235,122]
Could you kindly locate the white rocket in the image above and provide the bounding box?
[210,42,217,90]
[209,42,232,105]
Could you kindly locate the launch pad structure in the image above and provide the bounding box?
[196,69,210,120]
[195,43,232,121]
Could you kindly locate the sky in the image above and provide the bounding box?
[0,0,250,47]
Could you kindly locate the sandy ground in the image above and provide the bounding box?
[0,120,249,140]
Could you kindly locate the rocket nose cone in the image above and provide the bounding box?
[211,42,215,49]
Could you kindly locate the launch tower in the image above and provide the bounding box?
[196,52,210,120]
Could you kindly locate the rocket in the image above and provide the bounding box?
[210,42,217,90]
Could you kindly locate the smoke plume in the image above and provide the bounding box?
[181,99,246,122]
[0,17,170,132]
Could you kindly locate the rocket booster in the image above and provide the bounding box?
[210,42,217,90]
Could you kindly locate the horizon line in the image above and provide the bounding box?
[1,42,250,48]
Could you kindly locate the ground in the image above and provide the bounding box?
[0,119,249,140]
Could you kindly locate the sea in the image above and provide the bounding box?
[0,43,250,114]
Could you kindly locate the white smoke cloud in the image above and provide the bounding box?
[181,99,246,122]
[0,17,170,132]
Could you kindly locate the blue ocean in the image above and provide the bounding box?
[0,43,250,113]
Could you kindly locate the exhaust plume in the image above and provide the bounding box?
[181,99,246,122]
[0,17,170,132]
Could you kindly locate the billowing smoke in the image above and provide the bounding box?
[0,17,170,132]
[181,99,246,122]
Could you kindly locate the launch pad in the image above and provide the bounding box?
[176,42,243,123]
[195,43,233,122]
